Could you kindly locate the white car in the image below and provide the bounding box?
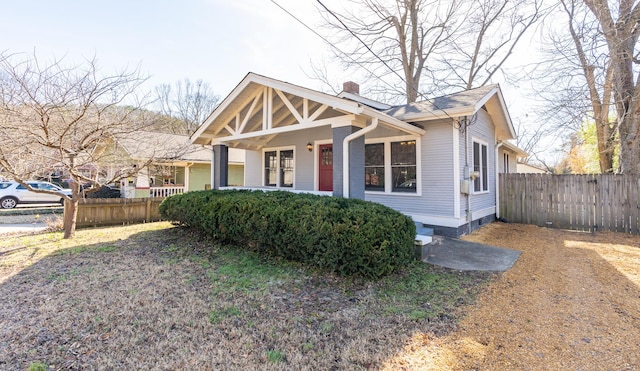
[0,181,72,209]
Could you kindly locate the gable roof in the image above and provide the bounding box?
[116,131,244,164]
[191,72,425,147]
[384,85,516,140]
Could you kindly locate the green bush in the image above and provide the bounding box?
[159,190,415,279]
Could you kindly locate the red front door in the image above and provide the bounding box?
[319,144,333,191]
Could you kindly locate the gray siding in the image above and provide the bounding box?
[461,109,496,216]
[262,126,332,191]
[365,119,455,218]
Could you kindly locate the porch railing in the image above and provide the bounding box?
[150,186,185,198]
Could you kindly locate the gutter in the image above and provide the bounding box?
[342,117,379,197]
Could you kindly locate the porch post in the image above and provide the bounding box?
[332,126,365,199]
[212,144,228,189]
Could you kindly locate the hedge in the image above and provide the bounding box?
[159,190,416,279]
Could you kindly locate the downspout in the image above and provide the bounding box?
[343,117,379,197]
[465,118,471,235]
[495,141,504,219]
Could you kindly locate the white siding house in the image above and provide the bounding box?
[191,72,525,237]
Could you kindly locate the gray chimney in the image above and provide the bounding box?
[343,81,359,95]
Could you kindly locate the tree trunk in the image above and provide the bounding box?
[63,198,79,239]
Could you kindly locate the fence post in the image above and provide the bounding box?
[146,198,151,222]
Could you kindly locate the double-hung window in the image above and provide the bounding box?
[473,141,488,192]
[364,139,418,194]
[264,148,294,188]
[365,143,385,191]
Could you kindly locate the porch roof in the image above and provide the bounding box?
[191,73,425,149]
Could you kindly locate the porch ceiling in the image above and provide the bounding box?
[192,73,425,149]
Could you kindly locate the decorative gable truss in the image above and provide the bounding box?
[206,86,360,150]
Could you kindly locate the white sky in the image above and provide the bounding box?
[3,0,551,158]
[2,0,334,94]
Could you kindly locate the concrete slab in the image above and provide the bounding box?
[425,236,521,271]
[0,223,48,235]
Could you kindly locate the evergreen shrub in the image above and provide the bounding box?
[159,190,415,278]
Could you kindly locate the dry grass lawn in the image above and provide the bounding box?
[3,222,638,370]
[0,222,490,370]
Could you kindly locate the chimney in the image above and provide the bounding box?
[343,81,359,95]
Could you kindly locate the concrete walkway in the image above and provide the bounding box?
[0,223,48,234]
[425,236,521,271]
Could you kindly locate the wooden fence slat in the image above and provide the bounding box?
[500,174,640,234]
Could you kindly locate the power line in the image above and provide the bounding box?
[315,0,457,122]
[271,0,459,124]
[269,0,406,98]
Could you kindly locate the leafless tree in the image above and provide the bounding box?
[154,78,220,135]
[315,0,545,103]
[0,52,157,238]
[533,0,616,173]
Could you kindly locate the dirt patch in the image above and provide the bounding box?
[382,222,640,370]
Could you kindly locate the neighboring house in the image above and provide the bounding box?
[516,162,550,174]
[191,72,524,237]
[113,131,245,198]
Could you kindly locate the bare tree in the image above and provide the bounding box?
[154,78,220,135]
[533,0,616,173]
[316,0,544,103]
[582,0,640,174]
[0,52,154,238]
[442,0,544,91]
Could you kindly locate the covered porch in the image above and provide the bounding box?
[191,73,425,199]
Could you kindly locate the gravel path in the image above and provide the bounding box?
[384,223,640,370]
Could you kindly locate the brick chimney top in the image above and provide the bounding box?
[342,81,359,95]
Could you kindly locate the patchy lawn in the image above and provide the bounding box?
[0,222,491,370]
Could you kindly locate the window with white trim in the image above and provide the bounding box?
[391,140,417,192]
[264,148,294,188]
[365,143,385,191]
[364,139,417,194]
[473,141,488,192]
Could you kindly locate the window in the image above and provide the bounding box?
[365,139,418,194]
[391,141,416,192]
[280,150,294,188]
[264,148,294,188]
[365,143,385,191]
[473,141,488,192]
[264,151,277,187]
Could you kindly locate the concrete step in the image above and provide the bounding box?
[414,222,434,236]
[414,234,433,246]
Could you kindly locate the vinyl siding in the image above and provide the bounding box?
[365,119,455,218]
[461,109,496,216]
[257,126,333,191]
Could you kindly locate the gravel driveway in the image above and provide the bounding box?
[383,222,640,370]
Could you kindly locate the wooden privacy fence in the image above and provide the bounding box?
[75,198,165,227]
[500,174,640,234]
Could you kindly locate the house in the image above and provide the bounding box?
[516,162,550,174]
[110,131,245,198]
[191,73,523,237]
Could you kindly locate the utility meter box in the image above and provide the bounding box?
[460,179,470,194]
